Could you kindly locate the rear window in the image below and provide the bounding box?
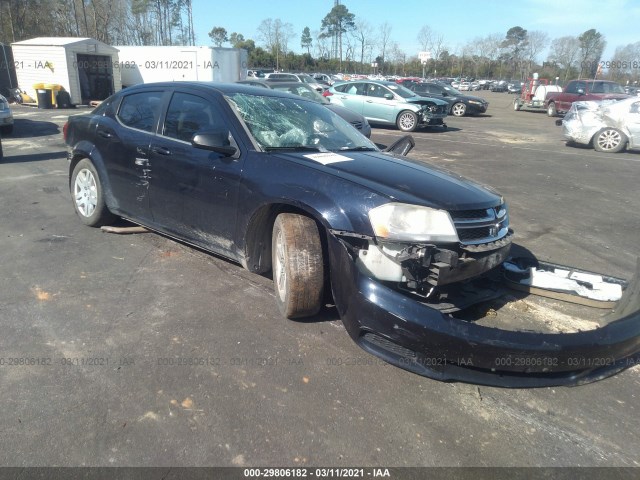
[117,91,163,132]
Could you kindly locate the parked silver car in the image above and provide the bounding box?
[0,94,14,134]
[559,98,640,153]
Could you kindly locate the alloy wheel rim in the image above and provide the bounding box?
[453,104,465,116]
[399,113,415,130]
[598,130,621,150]
[74,169,98,217]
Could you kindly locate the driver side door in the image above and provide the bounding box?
[148,90,244,257]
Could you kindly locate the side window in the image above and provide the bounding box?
[117,91,163,132]
[367,84,389,98]
[341,83,365,95]
[163,92,225,143]
[566,81,586,94]
[590,82,605,94]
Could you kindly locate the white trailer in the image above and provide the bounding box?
[115,46,248,87]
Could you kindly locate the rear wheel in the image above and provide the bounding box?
[593,128,627,153]
[396,110,418,132]
[451,102,467,116]
[71,158,116,226]
[547,102,557,117]
[513,99,521,111]
[271,213,324,319]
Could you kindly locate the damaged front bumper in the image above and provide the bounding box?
[327,232,640,388]
[418,105,448,126]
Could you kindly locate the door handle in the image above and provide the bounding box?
[151,146,171,155]
[97,130,113,138]
[366,100,373,103]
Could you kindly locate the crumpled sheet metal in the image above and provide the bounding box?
[563,98,639,145]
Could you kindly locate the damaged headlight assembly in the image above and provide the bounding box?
[368,203,458,243]
[355,203,460,287]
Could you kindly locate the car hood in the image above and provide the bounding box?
[274,150,501,210]
[406,97,449,107]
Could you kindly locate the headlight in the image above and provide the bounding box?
[468,100,482,105]
[368,203,459,243]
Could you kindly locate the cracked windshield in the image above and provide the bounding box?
[227,93,377,152]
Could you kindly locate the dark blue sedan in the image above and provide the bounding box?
[64,82,640,387]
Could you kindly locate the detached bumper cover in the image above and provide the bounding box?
[328,233,640,387]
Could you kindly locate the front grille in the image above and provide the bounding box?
[451,205,509,245]
[450,209,491,220]
[458,227,493,241]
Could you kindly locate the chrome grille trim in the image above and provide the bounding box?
[450,205,510,245]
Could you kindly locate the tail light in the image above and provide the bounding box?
[63,121,68,141]
[322,90,333,97]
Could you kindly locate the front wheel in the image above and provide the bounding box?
[593,128,627,153]
[70,158,116,226]
[451,102,467,116]
[271,213,324,319]
[547,102,557,117]
[396,110,418,132]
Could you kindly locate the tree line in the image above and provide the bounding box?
[0,0,196,47]
[1,1,637,84]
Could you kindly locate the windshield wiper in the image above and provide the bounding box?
[264,145,325,152]
[338,146,377,151]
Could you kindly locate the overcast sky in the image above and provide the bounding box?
[192,0,639,62]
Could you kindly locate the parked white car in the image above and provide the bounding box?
[0,94,14,134]
[560,97,640,153]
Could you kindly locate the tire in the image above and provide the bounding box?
[513,100,521,111]
[1,125,13,135]
[547,102,557,117]
[451,102,467,117]
[70,158,116,227]
[271,213,324,319]
[593,128,627,153]
[396,110,418,132]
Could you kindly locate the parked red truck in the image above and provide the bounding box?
[544,80,630,117]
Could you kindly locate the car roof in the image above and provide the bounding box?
[117,81,310,102]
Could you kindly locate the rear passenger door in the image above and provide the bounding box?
[331,82,366,114]
[148,90,243,257]
[104,89,165,221]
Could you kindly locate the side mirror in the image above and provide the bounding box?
[577,88,585,95]
[383,135,415,156]
[384,93,394,100]
[192,131,237,157]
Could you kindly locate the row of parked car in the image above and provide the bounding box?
[242,74,490,133]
